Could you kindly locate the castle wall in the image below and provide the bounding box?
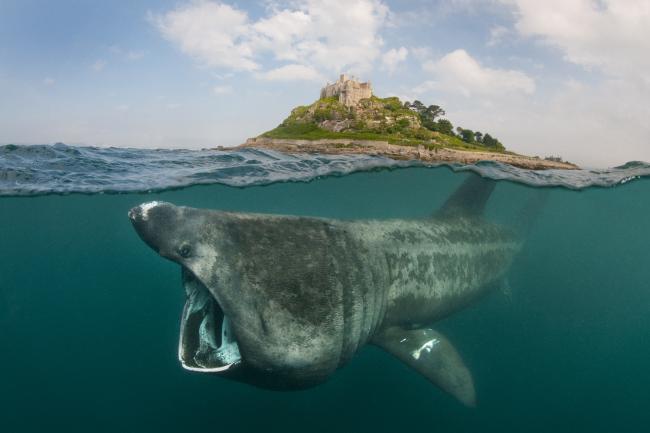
[320,75,372,107]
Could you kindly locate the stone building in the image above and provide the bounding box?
[320,74,373,107]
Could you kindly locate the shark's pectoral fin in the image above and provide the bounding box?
[373,326,476,407]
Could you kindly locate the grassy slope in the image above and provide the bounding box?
[261,96,506,153]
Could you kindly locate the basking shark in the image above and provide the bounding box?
[129,176,531,406]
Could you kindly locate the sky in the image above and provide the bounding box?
[0,0,648,167]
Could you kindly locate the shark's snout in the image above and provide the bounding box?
[129,201,164,223]
[128,206,141,222]
[128,201,172,253]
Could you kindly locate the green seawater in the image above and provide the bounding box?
[1,167,649,432]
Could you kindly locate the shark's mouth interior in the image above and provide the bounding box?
[179,270,241,372]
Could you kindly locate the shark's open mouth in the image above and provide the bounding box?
[179,270,241,372]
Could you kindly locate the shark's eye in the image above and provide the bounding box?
[178,244,192,258]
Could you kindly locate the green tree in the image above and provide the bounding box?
[406,100,446,131]
[435,119,454,135]
[482,133,505,150]
[405,100,426,112]
[482,133,497,147]
[424,105,445,121]
[460,128,475,144]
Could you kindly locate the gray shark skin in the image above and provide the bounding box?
[129,176,525,406]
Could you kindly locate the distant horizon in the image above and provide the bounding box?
[1,0,649,168]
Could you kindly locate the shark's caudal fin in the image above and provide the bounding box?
[437,174,496,218]
[373,327,476,407]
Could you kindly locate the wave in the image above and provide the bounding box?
[1,143,648,196]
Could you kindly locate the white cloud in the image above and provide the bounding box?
[91,59,107,72]
[287,0,389,75]
[250,9,312,62]
[482,0,650,166]
[423,49,535,98]
[151,0,389,78]
[43,77,55,86]
[410,46,433,62]
[487,25,510,46]
[152,1,258,71]
[410,80,438,96]
[213,85,233,95]
[381,47,408,74]
[256,64,324,81]
[499,0,650,84]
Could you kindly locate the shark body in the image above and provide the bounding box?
[129,175,525,406]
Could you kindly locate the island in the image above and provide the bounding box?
[234,75,578,170]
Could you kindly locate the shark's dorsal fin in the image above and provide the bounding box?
[373,326,476,407]
[438,174,496,218]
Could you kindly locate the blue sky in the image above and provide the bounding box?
[1,0,648,167]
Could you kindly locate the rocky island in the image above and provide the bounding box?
[235,75,578,170]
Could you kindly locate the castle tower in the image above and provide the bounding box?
[320,75,373,107]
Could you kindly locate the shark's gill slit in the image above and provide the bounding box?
[179,269,241,372]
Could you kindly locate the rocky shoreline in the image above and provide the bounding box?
[235,137,579,170]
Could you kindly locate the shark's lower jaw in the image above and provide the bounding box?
[179,270,241,373]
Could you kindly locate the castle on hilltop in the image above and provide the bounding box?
[320,74,373,107]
